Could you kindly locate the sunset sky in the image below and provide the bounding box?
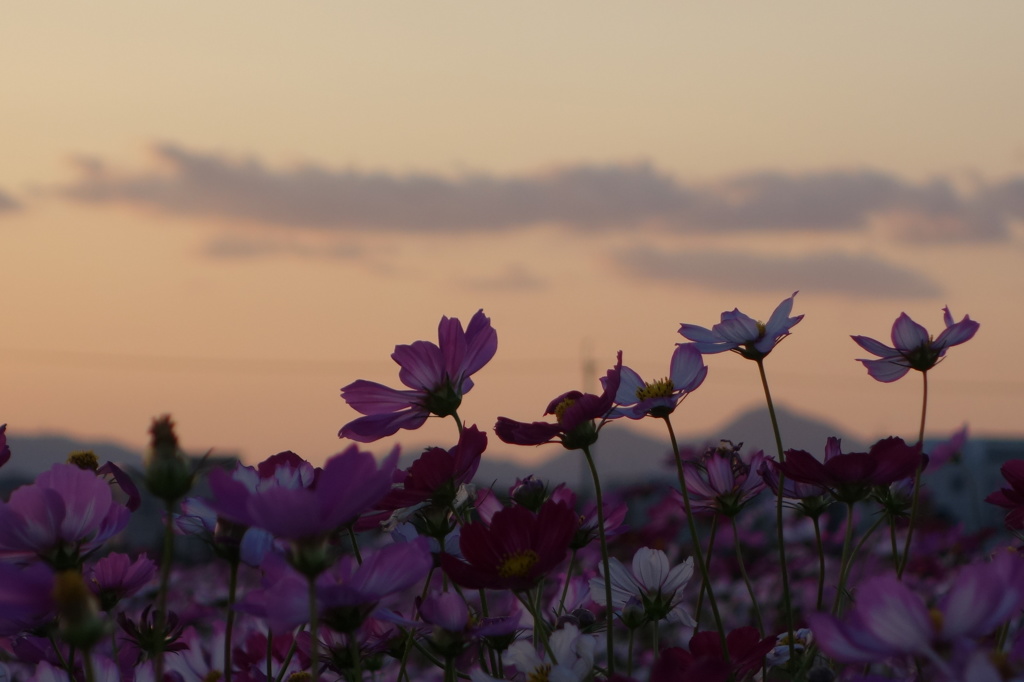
[3,3,1023,467]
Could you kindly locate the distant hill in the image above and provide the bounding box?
[1,433,145,494]
[409,402,868,491]
[2,403,864,494]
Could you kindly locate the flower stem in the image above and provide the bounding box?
[897,370,929,579]
[832,502,857,615]
[811,515,826,612]
[731,517,764,636]
[756,358,796,654]
[308,576,320,681]
[663,416,727,654]
[557,549,578,615]
[581,444,615,676]
[224,559,240,682]
[154,499,176,681]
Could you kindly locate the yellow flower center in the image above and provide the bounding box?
[527,664,552,682]
[553,397,576,423]
[636,377,673,400]
[67,450,99,471]
[498,550,540,578]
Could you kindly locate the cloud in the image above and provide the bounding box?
[58,143,1019,243]
[0,188,21,213]
[456,265,546,292]
[203,234,362,259]
[613,247,944,298]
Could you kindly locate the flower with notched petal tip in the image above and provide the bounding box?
[339,310,497,442]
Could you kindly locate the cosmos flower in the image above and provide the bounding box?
[0,423,11,468]
[679,292,803,360]
[611,344,708,419]
[471,624,596,682]
[209,444,397,544]
[777,437,922,505]
[339,309,498,442]
[0,463,132,569]
[986,459,1024,530]
[494,352,622,451]
[681,447,768,517]
[0,562,56,637]
[589,547,696,627]
[851,306,979,382]
[377,424,487,511]
[86,553,158,611]
[440,498,578,591]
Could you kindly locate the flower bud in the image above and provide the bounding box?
[54,570,107,649]
[144,416,193,503]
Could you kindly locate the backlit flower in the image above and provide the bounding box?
[986,459,1024,530]
[86,553,158,611]
[0,463,131,569]
[377,424,487,511]
[339,309,498,442]
[612,344,708,419]
[681,446,768,517]
[494,352,622,451]
[679,292,803,360]
[589,547,696,626]
[471,624,596,682]
[0,423,11,468]
[852,306,979,382]
[440,498,578,591]
[777,437,922,505]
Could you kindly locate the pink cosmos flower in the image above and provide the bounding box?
[611,344,708,419]
[681,447,768,517]
[589,547,696,626]
[339,309,498,442]
[679,292,803,360]
[86,553,158,611]
[852,306,979,382]
[0,463,131,568]
[495,352,622,451]
[209,445,397,543]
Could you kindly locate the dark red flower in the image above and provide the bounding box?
[688,626,776,679]
[378,425,486,511]
[440,498,577,591]
[494,352,622,451]
[986,459,1024,530]
[777,436,922,504]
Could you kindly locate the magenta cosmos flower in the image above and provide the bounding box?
[778,437,922,505]
[377,424,487,512]
[495,352,622,451]
[0,423,11,468]
[852,306,979,382]
[0,463,132,569]
[986,459,1024,530]
[679,292,803,360]
[209,445,397,544]
[440,498,578,591]
[339,310,498,442]
[681,448,768,517]
[612,344,707,419]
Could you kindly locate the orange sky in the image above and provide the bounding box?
[2,3,1023,466]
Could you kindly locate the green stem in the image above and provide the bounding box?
[348,526,363,565]
[831,503,857,616]
[693,515,719,632]
[581,444,616,675]
[557,550,577,615]
[897,370,929,579]
[154,499,176,681]
[756,358,796,656]
[348,633,363,682]
[83,648,96,682]
[224,559,240,682]
[811,515,826,612]
[273,631,299,682]
[308,576,320,681]
[627,628,635,678]
[731,517,764,636]
[652,620,660,659]
[266,628,274,682]
[664,416,728,654]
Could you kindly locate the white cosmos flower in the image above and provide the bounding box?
[590,547,696,627]
[470,624,595,682]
